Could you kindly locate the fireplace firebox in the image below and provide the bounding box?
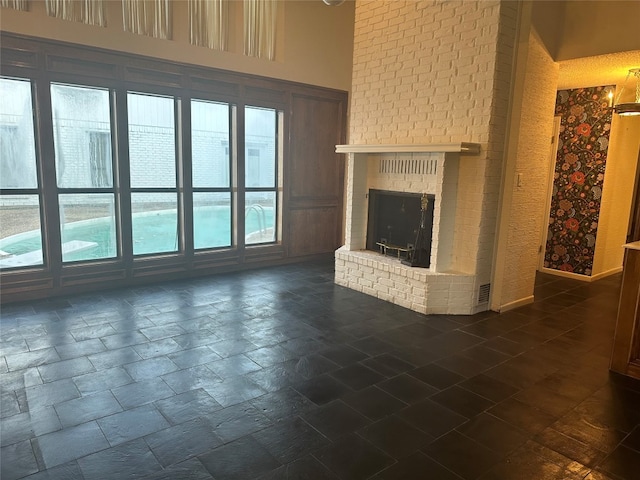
[366,190,434,265]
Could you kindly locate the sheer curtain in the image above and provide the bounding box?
[1,0,28,11]
[189,0,228,51]
[244,0,277,61]
[122,0,171,39]
[45,0,106,26]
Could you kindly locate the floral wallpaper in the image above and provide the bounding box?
[544,86,613,276]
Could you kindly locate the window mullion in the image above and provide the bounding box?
[236,102,246,253]
[114,87,134,269]
[181,96,194,258]
[36,78,64,277]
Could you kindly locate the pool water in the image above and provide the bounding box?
[0,206,274,265]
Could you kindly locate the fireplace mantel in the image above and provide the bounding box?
[335,143,481,155]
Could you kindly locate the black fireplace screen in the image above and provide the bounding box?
[366,190,434,265]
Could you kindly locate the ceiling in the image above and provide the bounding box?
[557,50,640,94]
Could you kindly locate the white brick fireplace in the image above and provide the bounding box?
[334,143,485,315]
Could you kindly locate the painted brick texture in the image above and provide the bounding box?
[345,0,519,312]
[335,246,476,314]
[351,0,503,146]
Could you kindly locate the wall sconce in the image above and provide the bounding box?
[322,0,346,5]
[614,68,640,116]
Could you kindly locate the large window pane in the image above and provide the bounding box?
[132,193,178,255]
[245,106,275,188]
[0,77,38,189]
[0,78,43,270]
[51,84,113,188]
[59,194,117,262]
[128,93,176,188]
[0,195,43,268]
[245,191,275,244]
[192,100,230,188]
[194,192,231,249]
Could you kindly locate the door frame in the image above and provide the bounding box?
[538,115,562,270]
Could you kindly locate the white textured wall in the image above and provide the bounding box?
[593,115,640,276]
[493,30,559,310]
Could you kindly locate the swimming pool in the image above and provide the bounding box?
[0,206,274,267]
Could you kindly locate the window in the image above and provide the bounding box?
[0,77,44,269]
[127,92,178,256]
[191,99,232,250]
[0,38,350,304]
[244,106,279,245]
[51,83,118,263]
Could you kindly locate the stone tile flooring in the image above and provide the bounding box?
[1,260,640,479]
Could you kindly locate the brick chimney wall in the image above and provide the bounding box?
[348,0,518,293]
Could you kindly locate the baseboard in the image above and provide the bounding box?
[539,266,622,282]
[496,295,534,313]
[589,267,623,281]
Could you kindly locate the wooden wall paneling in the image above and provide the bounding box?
[124,67,183,89]
[190,76,240,99]
[289,207,340,257]
[0,265,54,296]
[1,47,38,71]
[46,55,117,80]
[192,252,242,271]
[610,245,640,380]
[289,94,345,200]
[244,85,287,105]
[287,93,346,256]
[61,269,127,287]
[627,149,640,243]
[244,244,286,263]
[132,259,189,279]
[0,277,54,296]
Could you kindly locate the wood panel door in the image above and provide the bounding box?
[627,149,640,243]
[287,94,347,257]
[610,245,640,380]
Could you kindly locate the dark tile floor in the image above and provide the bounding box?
[2,260,640,479]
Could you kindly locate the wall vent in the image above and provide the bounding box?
[379,158,437,176]
[478,284,491,304]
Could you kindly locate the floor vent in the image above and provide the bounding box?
[478,284,491,304]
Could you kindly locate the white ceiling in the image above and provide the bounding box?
[557,50,640,92]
